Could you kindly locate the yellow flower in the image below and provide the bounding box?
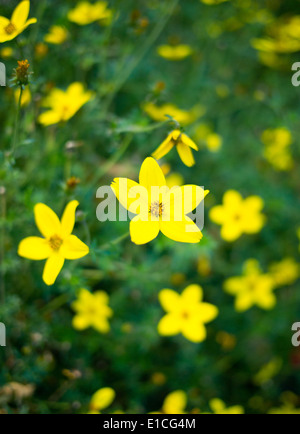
[153,130,199,167]
[18,201,89,286]
[68,1,112,26]
[224,259,276,312]
[72,288,113,333]
[210,190,266,242]
[111,157,208,245]
[143,102,205,125]
[0,47,14,58]
[44,25,68,45]
[162,391,187,414]
[209,399,244,415]
[0,1,37,43]
[261,127,293,171]
[158,285,218,343]
[35,42,48,58]
[157,44,193,61]
[269,258,299,287]
[15,86,31,107]
[194,123,223,152]
[89,387,115,414]
[38,82,94,126]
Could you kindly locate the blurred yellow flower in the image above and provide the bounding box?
[209,398,244,414]
[44,25,68,44]
[194,123,223,152]
[0,1,37,43]
[162,391,187,414]
[158,285,218,343]
[15,86,31,107]
[68,1,112,26]
[0,47,13,58]
[261,127,293,171]
[153,130,199,167]
[157,44,193,61]
[216,331,236,351]
[72,289,113,333]
[18,201,89,286]
[38,82,94,126]
[210,190,266,242]
[224,259,276,312]
[269,258,299,287]
[89,387,115,414]
[35,42,48,58]
[143,102,205,125]
[111,157,208,245]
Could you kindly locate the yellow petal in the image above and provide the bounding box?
[220,223,243,242]
[61,200,79,236]
[139,157,166,193]
[169,185,209,217]
[18,17,37,32]
[157,313,181,336]
[111,178,147,213]
[196,303,219,323]
[34,203,62,238]
[163,391,187,414]
[176,143,195,167]
[92,318,110,333]
[209,205,225,224]
[61,235,89,260]
[11,0,30,28]
[181,321,207,343]
[42,254,65,286]
[72,314,91,330]
[130,216,159,245]
[223,190,242,207]
[161,217,203,243]
[18,237,51,260]
[181,133,199,151]
[235,293,253,312]
[159,289,181,312]
[182,284,203,303]
[256,293,276,310]
[90,388,115,411]
[152,133,174,160]
[38,110,62,126]
[0,17,10,29]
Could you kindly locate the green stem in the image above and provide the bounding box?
[96,231,130,252]
[0,188,6,304]
[11,85,23,156]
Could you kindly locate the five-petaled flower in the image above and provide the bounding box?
[68,1,112,26]
[224,259,276,312]
[153,130,199,167]
[72,288,113,333]
[18,201,89,286]
[38,82,94,126]
[0,1,37,43]
[209,190,266,242]
[111,157,209,245]
[158,284,219,343]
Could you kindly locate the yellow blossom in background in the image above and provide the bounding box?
[112,157,208,245]
[224,259,276,312]
[158,285,218,343]
[0,47,13,58]
[161,165,184,188]
[44,25,68,44]
[197,256,211,277]
[261,127,293,171]
[0,1,37,43]
[194,123,223,153]
[72,288,113,333]
[209,398,244,414]
[216,331,236,351]
[268,392,300,415]
[153,130,199,167]
[18,201,89,286]
[38,82,94,126]
[68,1,112,26]
[89,387,115,414]
[35,42,48,58]
[200,0,228,4]
[143,102,205,125]
[269,258,299,287]
[151,390,187,414]
[157,44,193,61]
[15,86,31,107]
[210,190,266,242]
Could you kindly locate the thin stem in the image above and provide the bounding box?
[0,188,6,304]
[11,85,23,156]
[96,231,130,252]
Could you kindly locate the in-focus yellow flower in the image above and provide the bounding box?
[143,102,205,125]
[72,288,113,333]
[269,258,299,287]
[0,1,37,43]
[68,1,112,26]
[158,285,218,343]
[111,157,208,245]
[38,82,94,126]
[224,259,276,312]
[157,44,193,61]
[18,201,89,286]
[209,399,244,415]
[89,387,115,414]
[210,190,266,242]
[153,130,199,167]
[44,25,68,45]
[261,127,293,171]
[15,86,31,107]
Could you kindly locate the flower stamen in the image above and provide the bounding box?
[149,201,164,218]
[4,22,16,35]
[48,235,63,251]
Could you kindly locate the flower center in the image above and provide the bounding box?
[5,22,16,35]
[49,235,63,251]
[181,311,190,319]
[149,201,164,218]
